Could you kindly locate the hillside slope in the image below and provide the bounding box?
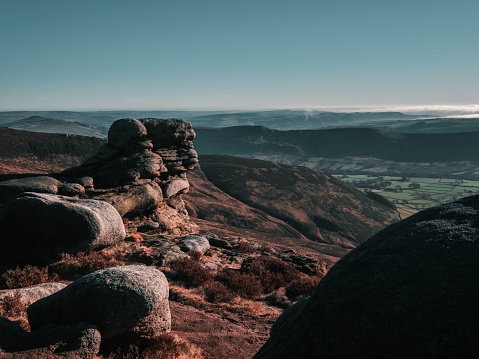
[0,127,103,174]
[197,155,399,248]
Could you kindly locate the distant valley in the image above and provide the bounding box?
[2,109,479,136]
[2,110,479,218]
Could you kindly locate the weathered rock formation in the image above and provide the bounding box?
[61,118,199,234]
[0,118,199,263]
[28,265,171,342]
[254,195,479,359]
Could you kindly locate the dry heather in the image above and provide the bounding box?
[168,253,322,305]
[169,257,211,288]
[285,275,321,301]
[1,265,57,289]
[105,334,204,359]
[51,250,124,279]
[0,291,27,318]
[0,291,30,331]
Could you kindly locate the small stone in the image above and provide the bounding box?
[179,235,210,254]
[137,221,161,233]
[58,183,85,196]
[125,233,144,243]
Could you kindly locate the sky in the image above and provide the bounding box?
[0,0,478,111]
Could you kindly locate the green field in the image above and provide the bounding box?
[333,175,479,218]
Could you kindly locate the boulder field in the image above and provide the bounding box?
[0,118,199,264]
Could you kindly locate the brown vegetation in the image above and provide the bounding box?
[51,251,123,279]
[202,280,236,303]
[0,291,27,318]
[216,270,263,300]
[104,334,204,359]
[285,275,321,301]
[169,257,211,288]
[1,265,57,289]
[241,256,301,293]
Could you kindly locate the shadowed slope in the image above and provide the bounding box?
[198,155,399,248]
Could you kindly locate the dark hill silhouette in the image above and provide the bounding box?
[2,116,106,137]
[190,110,414,130]
[255,195,479,359]
[0,127,103,174]
[194,126,479,163]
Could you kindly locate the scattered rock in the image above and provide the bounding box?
[156,249,189,266]
[0,283,66,304]
[0,317,101,358]
[179,235,210,255]
[125,233,144,243]
[163,178,190,198]
[28,265,171,341]
[207,236,238,249]
[137,221,161,233]
[0,192,125,262]
[255,196,479,359]
[75,176,94,188]
[0,176,60,203]
[58,183,85,196]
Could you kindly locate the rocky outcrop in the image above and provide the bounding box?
[0,118,199,261]
[63,118,197,189]
[61,118,199,234]
[28,265,171,342]
[0,192,125,263]
[0,317,101,358]
[254,195,479,359]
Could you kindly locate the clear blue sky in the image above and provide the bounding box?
[0,0,478,110]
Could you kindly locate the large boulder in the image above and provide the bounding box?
[0,192,125,263]
[255,195,479,359]
[107,118,147,149]
[0,317,100,358]
[0,176,60,203]
[28,265,171,341]
[139,118,196,147]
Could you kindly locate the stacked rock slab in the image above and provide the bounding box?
[62,118,199,234]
